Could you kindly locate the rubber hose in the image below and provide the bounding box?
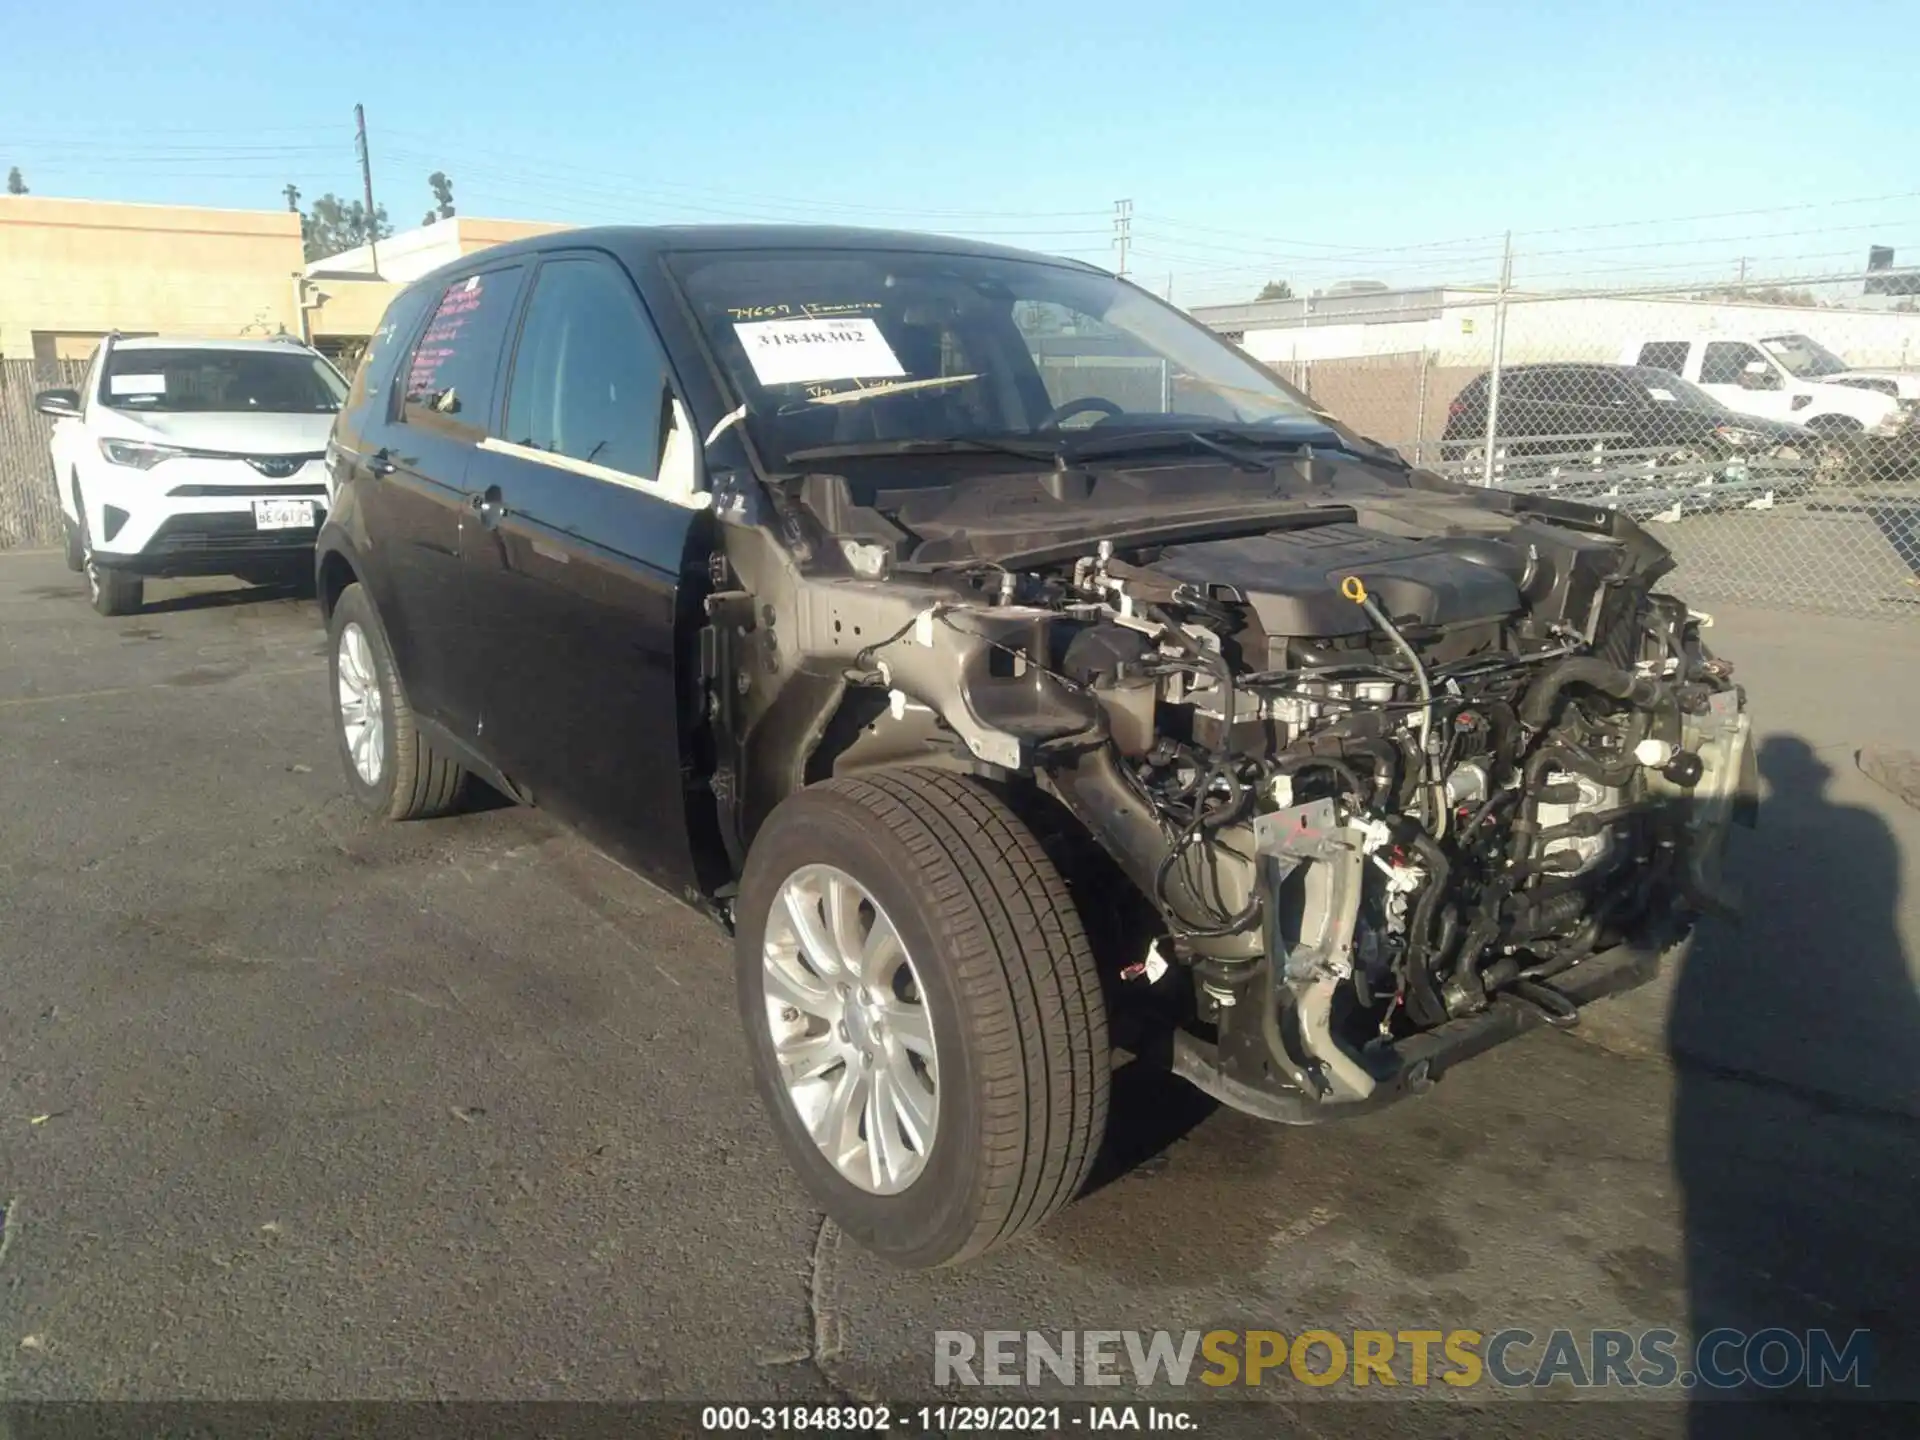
[1519,657,1663,730]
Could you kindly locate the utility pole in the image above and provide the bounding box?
[1113,199,1133,277]
[354,103,380,277]
[282,183,301,213]
[1480,230,1514,489]
[1736,255,1749,292]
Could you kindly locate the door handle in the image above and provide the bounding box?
[468,485,507,528]
[368,449,397,477]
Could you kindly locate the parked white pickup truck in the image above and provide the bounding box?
[1618,332,1914,440]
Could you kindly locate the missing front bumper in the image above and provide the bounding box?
[1170,933,1671,1125]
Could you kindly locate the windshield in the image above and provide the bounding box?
[100,348,348,414]
[665,248,1323,466]
[1760,333,1850,379]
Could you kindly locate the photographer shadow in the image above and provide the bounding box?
[1672,735,1920,1435]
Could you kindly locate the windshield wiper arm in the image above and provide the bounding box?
[784,435,1067,465]
[1062,428,1272,473]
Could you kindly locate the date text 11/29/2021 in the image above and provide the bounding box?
[701,1404,1198,1432]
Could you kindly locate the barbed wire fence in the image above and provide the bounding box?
[1200,259,1920,621]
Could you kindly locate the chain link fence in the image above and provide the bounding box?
[0,358,86,551]
[1207,272,1920,620]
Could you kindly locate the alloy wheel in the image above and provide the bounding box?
[336,621,386,785]
[762,864,939,1195]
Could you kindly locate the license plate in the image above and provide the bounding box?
[253,499,315,530]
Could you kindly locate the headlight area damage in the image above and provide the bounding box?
[704,464,1757,1124]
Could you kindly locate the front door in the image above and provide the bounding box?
[1696,340,1792,423]
[366,263,526,738]
[460,252,709,894]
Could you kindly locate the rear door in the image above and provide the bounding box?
[460,251,710,892]
[362,263,526,737]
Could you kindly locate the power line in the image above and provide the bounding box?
[379,129,1112,222]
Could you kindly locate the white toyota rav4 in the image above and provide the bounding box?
[36,334,348,615]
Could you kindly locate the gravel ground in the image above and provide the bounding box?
[2,549,1916,1436]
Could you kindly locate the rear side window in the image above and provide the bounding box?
[502,257,671,481]
[401,266,525,438]
[1636,342,1690,375]
[1700,341,1764,385]
[346,284,437,421]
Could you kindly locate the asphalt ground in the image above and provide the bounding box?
[3,549,1918,1437]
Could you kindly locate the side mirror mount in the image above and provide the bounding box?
[35,388,82,418]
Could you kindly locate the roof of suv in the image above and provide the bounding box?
[411,223,1111,286]
[109,335,320,353]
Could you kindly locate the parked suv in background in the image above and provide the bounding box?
[1441,362,1815,511]
[316,227,1752,1268]
[37,335,346,615]
[1443,362,1811,463]
[1618,333,1911,444]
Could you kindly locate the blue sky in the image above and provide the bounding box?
[5,0,1915,305]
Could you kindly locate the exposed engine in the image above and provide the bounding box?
[852,504,1756,1114]
[720,462,1758,1119]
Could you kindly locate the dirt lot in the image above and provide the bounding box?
[2,550,1917,1433]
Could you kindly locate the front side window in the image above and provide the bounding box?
[502,258,671,480]
[1760,333,1849,378]
[401,266,524,437]
[1700,341,1768,386]
[665,248,1321,467]
[100,348,346,414]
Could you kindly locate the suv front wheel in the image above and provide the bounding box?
[736,768,1110,1268]
[327,582,467,821]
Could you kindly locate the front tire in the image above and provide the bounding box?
[328,582,466,820]
[76,496,142,616]
[737,768,1109,1269]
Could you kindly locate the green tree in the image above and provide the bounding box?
[298,191,393,263]
[1256,279,1294,301]
[6,167,26,196]
[422,171,455,226]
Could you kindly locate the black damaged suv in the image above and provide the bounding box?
[318,227,1754,1267]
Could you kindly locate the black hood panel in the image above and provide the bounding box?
[1144,523,1524,638]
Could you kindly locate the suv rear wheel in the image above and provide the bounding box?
[736,768,1109,1268]
[328,582,467,820]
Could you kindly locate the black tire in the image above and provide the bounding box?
[736,767,1109,1269]
[75,495,143,616]
[327,582,466,821]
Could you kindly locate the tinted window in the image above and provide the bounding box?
[347,284,437,421]
[1493,370,1532,401]
[502,257,670,479]
[401,266,525,438]
[100,347,346,414]
[1592,371,1643,407]
[1637,342,1690,375]
[1700,341,1764,386]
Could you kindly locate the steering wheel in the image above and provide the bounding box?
[1037,396,1125,430]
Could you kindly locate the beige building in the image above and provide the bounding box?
[0,197,570,365]
[0,196,305,361]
